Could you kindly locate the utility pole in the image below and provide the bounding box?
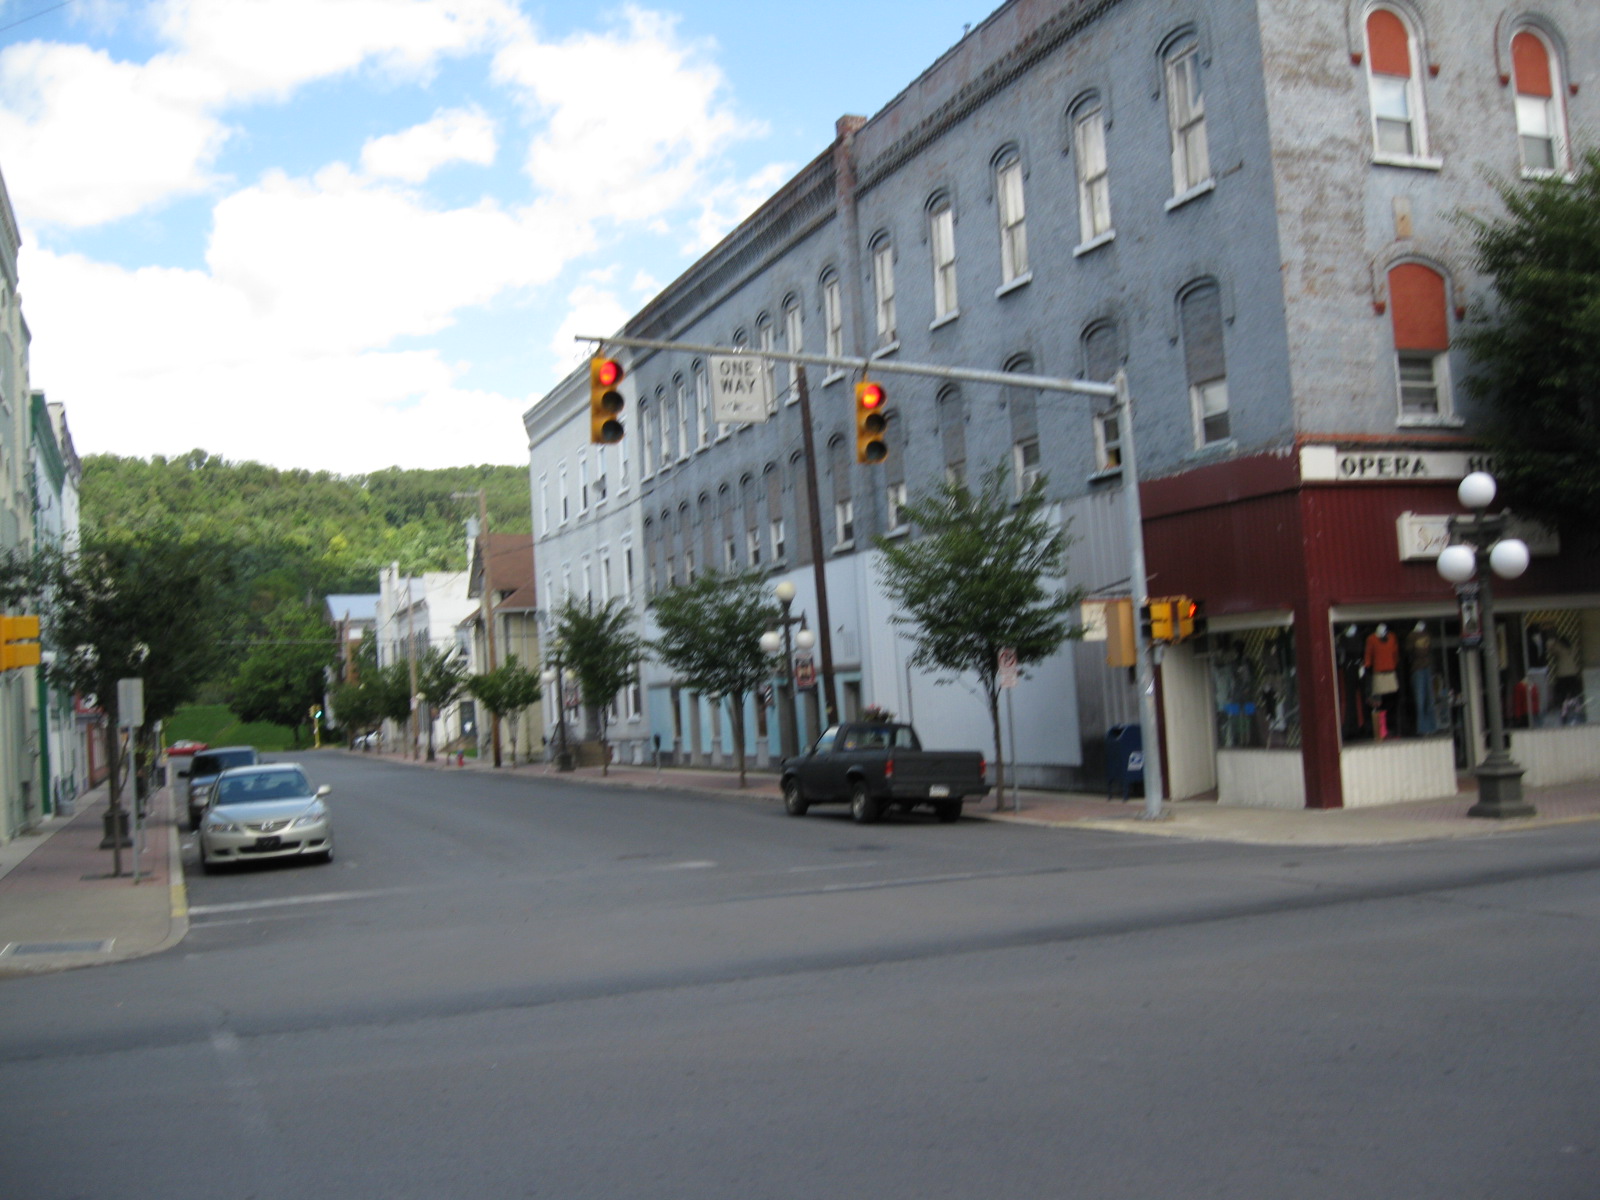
[794,366,838,726]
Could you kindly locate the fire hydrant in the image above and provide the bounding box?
[457,751,466,767]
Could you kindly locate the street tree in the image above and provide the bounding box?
[554,597,642,775]
[414,646,468,761]
[467,655,543,766]
[229,600,338,746]
[23,528,235,867]
[649,570,773,787]
[1458,145,1600,540]
[875,460,1082,800]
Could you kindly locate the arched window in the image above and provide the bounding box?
[1388,262,1452,422]
[693,359,711,449]
[1180,280,1229,446]
[1069,92,1112,246]
[937,385,966,485]
[1364,7,1429,160]
[1163,32,1210,195]
[927,193,958,321]
[821,269,844,361]
[993,147,1028,286]
[782,294,803,404]
[869,233,897,347]
[1511,27,1569,175]
[1082,320,1122,471]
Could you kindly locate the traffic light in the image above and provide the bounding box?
[0,614,40,670]
[1175,596,1207,641]
[855,379,888,464]
[589,356,625,445]
[1139,598,1175,643]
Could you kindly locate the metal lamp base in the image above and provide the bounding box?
[1468,757,1534,819]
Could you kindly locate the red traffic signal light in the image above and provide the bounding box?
[855,380,888,464]
[589,356,625,445]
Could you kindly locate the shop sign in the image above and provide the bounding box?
[1301,446,1497,483]
[1396,512,1559,562]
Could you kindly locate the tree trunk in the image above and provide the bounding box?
[988,686,1005,808]
[730,694,747,788]
[425,705,436,761]
[600,708,610,776]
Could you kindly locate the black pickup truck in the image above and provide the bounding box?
[779,721,989,824]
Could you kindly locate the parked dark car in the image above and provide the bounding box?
[184,745,259,830]
[779,721,989,824]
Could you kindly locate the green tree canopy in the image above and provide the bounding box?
[649,570,774,786]
[1459,146,1600,538]
[875,460,1082,797]
[229,600,338,746]
[415,646,469,761]
[467,654,543,766]
[554,597,642,775]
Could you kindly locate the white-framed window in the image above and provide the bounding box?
[1093,407,1122,472]
[623,544,635,602]
[746,527,762,566]
[578,454,590,514]
[593,447,608,505]
[823,272,844,363]
[539,475,550,534]
[1388,262,1454,423]
[783,298,803,404]
[675,378,690,461]
[835,497,854,546]
[1013,440,1041,497]
[872,239,897,347]
[929,197,958,321]
[995,151,1028,285]
[759,317,778,415]
[659,389,674,469]
[617,432,629,491]
[639,402,655,478]
[1364,7,1429,162]
[723,534,738,569]
[771,517,786,562]
[694,362,711,449]
[1073,99,1112,244]
[886,481,908,532]
[1181,280,1229,447]
[684,547,696,583]
[559,464,570,523]
[1164,39,1211,195]
[625,667,641,722]
[1511,27,1569,176]
[582,557,594,604]
[599,549,612,604]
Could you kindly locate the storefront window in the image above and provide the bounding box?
[1212,627,1299,749]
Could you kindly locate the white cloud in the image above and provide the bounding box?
[547,280,629,377]
[494,6,763,225]
[360,108,498,183]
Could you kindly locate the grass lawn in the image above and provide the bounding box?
[163,704,306,752]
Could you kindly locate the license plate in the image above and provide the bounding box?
[255,836,282,851]
[928,785,950,798]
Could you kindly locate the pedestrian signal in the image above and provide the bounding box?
[589,357,625,445]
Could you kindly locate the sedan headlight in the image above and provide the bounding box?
[291,806,326,828]
[204,814,241,833]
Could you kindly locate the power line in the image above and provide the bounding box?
[0,1,74,36]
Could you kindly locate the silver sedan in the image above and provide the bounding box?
[198,763,334,873]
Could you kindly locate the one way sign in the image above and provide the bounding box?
[709,354,772,424]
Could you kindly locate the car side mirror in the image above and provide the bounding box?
[316,784,332,798]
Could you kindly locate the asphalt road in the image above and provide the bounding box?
[2,751,1597,1199]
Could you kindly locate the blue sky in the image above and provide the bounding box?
[0,0,989,472]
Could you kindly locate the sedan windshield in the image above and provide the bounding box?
[215,771,311,805]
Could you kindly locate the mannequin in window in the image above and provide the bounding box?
[1406,620,1436,735]
[1337,623,1368,738]
[1365,622,1401,739]
[1548,627,1584,723]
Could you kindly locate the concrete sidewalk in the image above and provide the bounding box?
[0,779,187,979]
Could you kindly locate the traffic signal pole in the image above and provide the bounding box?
[579,335,1166,818]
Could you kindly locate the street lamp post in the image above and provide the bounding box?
[1436,471,1534,819]
[541,644,574,772]
[760,580,816,760]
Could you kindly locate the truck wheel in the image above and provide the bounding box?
[850,781,880,824]
[935,800,963,823]
[782,777,808,817]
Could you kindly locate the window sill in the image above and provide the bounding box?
[822,370,845,388]
[832,540,855,555]
[1073,230,1116,257]
[882,524,909,540]
[1520,166,1574,183]
[995,272,1033,299]
[1164,178,1216,212]
[1087,466,1123,484]
[1188,437,1237,461]
[1397,413,1464,429]
[929,309,961,332]
[1372,154,1443,172]
[871,340,901,359]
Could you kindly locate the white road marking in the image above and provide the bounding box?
[188,888,407,916]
